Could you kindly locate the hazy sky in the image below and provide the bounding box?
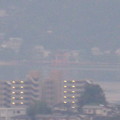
[0,0,120,50]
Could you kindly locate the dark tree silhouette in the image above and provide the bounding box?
[77,83,107,111]
[27,101,51,120]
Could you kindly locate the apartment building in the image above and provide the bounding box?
[42,70,63,106]
[9,79,39,107]
[0,71,41,108]
[42,77,89,109]
[10,71,41,107]
[62,80,89,109]
[0,81,11,107]
[0,69,90,110]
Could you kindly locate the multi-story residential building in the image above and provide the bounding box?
[0,81,11,107]
[0,71,41,108]
[11,78,40,107]
[42,76,90,109]
[10,80,26,107]
[10,71,41,107]
[62,80,89,109]
[0,69,91,110]
[42,78,57,106]
[42,70,63,106]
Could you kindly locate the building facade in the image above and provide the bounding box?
[0,71,41,108]
[42,70,63,106]
[62,80,89,109]
[10,72,41,107]
[0,81,11,107]
[42,77,89,109]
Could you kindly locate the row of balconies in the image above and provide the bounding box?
[63,80,87,84]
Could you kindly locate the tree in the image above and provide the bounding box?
[27,101,52,120]
[77,83,107,110]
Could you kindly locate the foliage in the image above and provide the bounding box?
[27,101,51,120]
[77,83,107,109]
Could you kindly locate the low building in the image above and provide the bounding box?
[83,105,112,116]
[0,108,26,120]
[11,115,29,120]
[36,114,82,120]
